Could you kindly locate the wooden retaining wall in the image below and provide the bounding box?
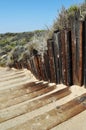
[13,16,86,87]
[29,19,86,87]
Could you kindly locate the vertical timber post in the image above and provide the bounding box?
[66,30,73,86]
[71,11,83,86]
[44,51,51,81]
[83,18,86,87]
[47,39,56,83]
[60,30,67,85]
[53,30,61,84]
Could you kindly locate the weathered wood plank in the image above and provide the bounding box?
[33,56,41,80]
[11,93,86,130]
[66,30,73,86]
[44,51,51,81]
[78,22,83,86]
[53,31,61,84]
[0,87,70,123]
[71,15,77,85]
[0,84,56,110]
[36,55,47,81]
[47,39,56,83]
[83,19,86,88]
[58,32,62,83]
[71,12,83,86]
[75,21,83,86]
[60,30,67,85]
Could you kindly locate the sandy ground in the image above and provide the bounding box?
[0,67,86,130]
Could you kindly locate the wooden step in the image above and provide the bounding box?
[0,84,56,109]
[0,81,44,102]
[0,79,37,93]
[0,74,26,82]
[0,87,70,123]
[0,70,24,78]
[0,76,30,87]
[9,93,86,130]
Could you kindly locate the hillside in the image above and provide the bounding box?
[0,30,47,67]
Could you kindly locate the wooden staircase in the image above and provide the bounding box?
[0,68,86,130]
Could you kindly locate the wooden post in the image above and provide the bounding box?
[53,31,61,84]
[29,58,35,76]
[44,51,51,81]
[36,55,45,80]
[66,30,73,86]
[47,39,56,83]
[60,30,67,85]
[32,55,42,80]
[58,32,62,83]
[71,11,83,86]
[78,22,83,86]
[71,15,77,85]
[83,19,86,87]
[32,56,39,79]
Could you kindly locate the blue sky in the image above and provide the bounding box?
[0,0,84,33]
